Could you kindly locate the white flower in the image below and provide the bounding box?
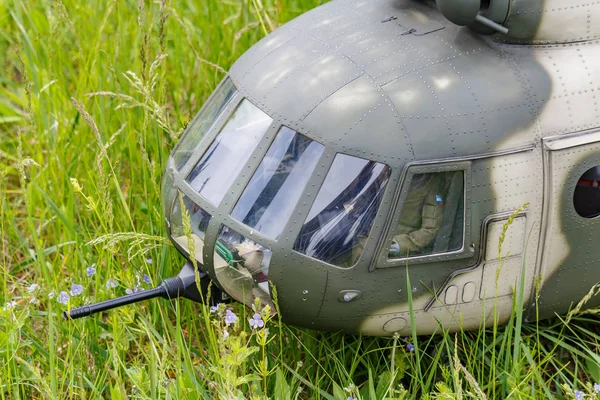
[3,301,17,311]
[106,279,118,289]
[27,283,39,293]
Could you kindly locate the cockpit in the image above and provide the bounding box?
[162,77,467,311]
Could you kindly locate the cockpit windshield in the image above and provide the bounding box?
[231,127,324,239]
[186,99,272,206]
[173,78,236,170]
[294,154,391,267]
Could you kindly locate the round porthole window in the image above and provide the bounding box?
[574,166,600,218]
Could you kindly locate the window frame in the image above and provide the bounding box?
[229,126,326,240]
[171,77,239,172]
[292,152,393,269]
[184,98,274,207]
[373,161,474,269]
[176,85,245,179]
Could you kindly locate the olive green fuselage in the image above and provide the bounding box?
[163,0,600,335]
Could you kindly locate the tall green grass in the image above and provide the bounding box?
[1,0,600,398]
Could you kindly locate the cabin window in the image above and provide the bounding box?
[388,170,465,259]
[294,154,391,268]
[173,78,237,170]
[170,193,211,262]
[186,99,273,206]
[213,225,273,307]
[574,166,600,218]
[231,127,324,239]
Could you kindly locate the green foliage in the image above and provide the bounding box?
[1,0,600,398]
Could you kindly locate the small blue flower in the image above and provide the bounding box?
[27,283,39,293]
[143,274,151,285]
[224,309,237,325]
[594,383,600,393]
[57,291,69,305]
[249,313,264,329]
[210,304,220,313]
[126,288,133,295]
[407,343,415,352]
[106,279,118,289]
[574,390,584,400]
[223,330,229,339]
[347,397,357,400]
[70,283,83,296]
[145,258,153,264]
[86,266,96,277]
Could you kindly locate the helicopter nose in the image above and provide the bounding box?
[165,189,274,310]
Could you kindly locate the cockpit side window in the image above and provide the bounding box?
[170,193,211,262]
[173,78,237,170]
[388,170,464,259]
[231,127,324,239]
[294,154,391,268]
[185,99,273,206]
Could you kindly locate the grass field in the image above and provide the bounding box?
[2,0,600,398]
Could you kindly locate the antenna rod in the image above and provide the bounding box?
[64,275,187,320]
[64,287,164,319]
[63,261,218,320]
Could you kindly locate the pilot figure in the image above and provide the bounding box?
[389,173,444,257]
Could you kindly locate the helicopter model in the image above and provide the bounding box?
[67,0,600,336]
